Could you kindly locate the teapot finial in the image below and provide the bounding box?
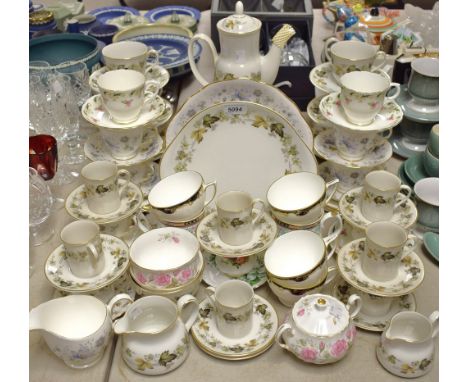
[235,1,244,16]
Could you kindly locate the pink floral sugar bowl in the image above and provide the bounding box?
[275,293,361,364]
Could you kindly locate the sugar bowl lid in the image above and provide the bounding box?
[218,1,261,34]
[292,294,354,337]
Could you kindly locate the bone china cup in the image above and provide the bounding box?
[97,69,160,123]
[148,171,217,223]
[102,41,159,73]
[99,125,145,160]
[335,127,392,161]
[267,172,339,227]
[206,280,254,339]
[414,177,439,230]
[339,71,400,126]
[363,222,415,282]
[81,161,131,215]
[129,227,201,291]
[408,57,439,104]
[216,191,266,246]
[361,170,412,222]
[324,39,386,83]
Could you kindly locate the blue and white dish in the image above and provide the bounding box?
[145,5,201,23]
[390,126,427,159]
[394,85,439,123]
[88,6,139,24]
[124,33,202,77]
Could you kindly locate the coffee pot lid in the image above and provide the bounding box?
[218,1,261,34]
[292,294,350,337]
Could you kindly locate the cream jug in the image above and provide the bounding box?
[29,294,133,368]
[188,1,296,86]
[377,311,439,378]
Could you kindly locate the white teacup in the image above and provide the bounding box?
[335,127,392,161]
[60,220,105,278]
[216,191,266,246]
[99,125,145,160]
[97,69,161,123]
[81,161,131,215]
[324,39,386,83]
[359,293,393,317]
[339,71,400,125]
[102,41,159,73]
[361,170,412,222]
[206,280,254,339]
[363,222,415,282]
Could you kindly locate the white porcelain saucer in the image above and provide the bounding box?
[82,94,166,129]
[306,96,333,135]
[320,92,403,131]
[339,186,418,231]
[196,210,277,258]
[337,238,424,297]
[45,234,130,293]
[151,99,174,129]
[203,252,267,290]
[332,277,416,332]
[89,63,170,94]
[84,130,164,166]
[314,130,392,168]
[309,62,341,94]
[65,179,143,224]
[191,294,278,360]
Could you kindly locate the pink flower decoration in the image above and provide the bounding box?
[172,236,180,243]
[136,272,147,285]
[123,99,133,107]
[297,308,305,317]
[300,347,318,361]
[154,273,172,286]
[346,326,357,340]
[177,268,192,283]
[319,341,325,351]
[370,102,379,109]
[330,339,348,358]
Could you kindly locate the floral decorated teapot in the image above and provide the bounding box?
[188,1,296,86]
[275,293,361,364]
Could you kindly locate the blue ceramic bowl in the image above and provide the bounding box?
[414,177,439,230]
[89,24,119,45]
[29,33,101,72]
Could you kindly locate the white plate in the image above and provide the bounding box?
[320,92,403,131]
[309,62,341,94]
[165,78,314,150]
[161,101,318,204]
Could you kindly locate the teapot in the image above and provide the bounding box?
[113,295,199,375]
[377,311,439,378]
[188,1,295,86]
[29,294,133,368]
[275,293,361,364]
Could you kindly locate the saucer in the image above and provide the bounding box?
[404,153,429,184]
[315,131,392,168]
[339,187,418,231]
[151,99,174,128]
[333,278,416,332]
[337,238,425,297]
[398,163,413,187]
[84,130,164,166]
[82,94,166,129]
[423,232,439,262]
[89,63,170,94]
[390,126,426,159]
[394,85,439,123]
[191,294,278,360]
[196,210,277,258]
[65,180,143,224]
[309,62,341,94]
[203,252,267,289]
[45,234,130,293]
[306,96,333,133]
[320,92,403,131]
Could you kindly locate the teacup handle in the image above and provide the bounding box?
[378,128,392,140]
[177,294,199,331]
[107,293,134,321]
[202,181,217,208]
[205,286,217,310]
[395,185,412,209]
[324,37,339,62]
[370,51,387,72]
[251,198,266,225]
[146,48,159,64]
[404,234,418,252]
[322,266,338,288]
[117,169,131,197]
[385,82,401,101]
[87,243,100,263]
[325,178,340,205]
[429,310,439,338]
[321,212,343,260]
[275,323,293,350]
[346,294,362,319]
[133,211,152,233]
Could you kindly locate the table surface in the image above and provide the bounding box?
[29,9,439,382]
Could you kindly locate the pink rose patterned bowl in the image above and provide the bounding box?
[129,227,201,291]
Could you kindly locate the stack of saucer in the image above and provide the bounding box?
[335,221,424,332]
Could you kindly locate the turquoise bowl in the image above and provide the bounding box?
[29,33,101,72]
[422,147,439,177]
[428,124,439,158]
[414,177,439,230]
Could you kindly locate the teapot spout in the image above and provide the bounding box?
[113,315,130,335]
[261,24,296,84]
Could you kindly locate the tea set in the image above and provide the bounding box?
[30,2,438,379]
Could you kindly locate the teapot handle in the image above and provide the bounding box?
[275,323,293,350]
[107,293,134,321]
[429,310,439,338]
[346,294,362,319]
[177,294,199,332]
[188,33,218,87]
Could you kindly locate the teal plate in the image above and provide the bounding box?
[398,162,414,187]
[404,153,429,184]
[390,126,427,159]
[394,85,439,123]
[423,232,439,262]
